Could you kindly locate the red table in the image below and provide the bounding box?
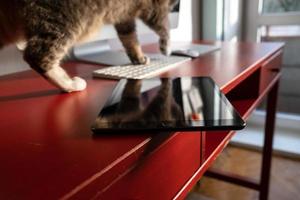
[0,41,284,200]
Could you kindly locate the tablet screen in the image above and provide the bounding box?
[92,77,245,133]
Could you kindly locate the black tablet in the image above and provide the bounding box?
[91,77,246,133]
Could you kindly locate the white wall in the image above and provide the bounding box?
[202,0,244,41]
[0,45,29,76]
[203,0,223,40]
[223,0,244,41]
[171,0,194,42]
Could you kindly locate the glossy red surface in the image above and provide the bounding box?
[98,133,201,200]
[0,41,284,199]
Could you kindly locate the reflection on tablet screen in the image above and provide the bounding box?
[92,77,245,133]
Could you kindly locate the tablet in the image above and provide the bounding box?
[91,77,246,133]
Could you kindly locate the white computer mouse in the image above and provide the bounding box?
[171,49,200,58]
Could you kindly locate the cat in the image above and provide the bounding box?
[0,0,179,92]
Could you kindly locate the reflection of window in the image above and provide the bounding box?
[213,86,233,121]
[262,0,300,14]
[183,94,192,120]
[188,87,203,113]
[182,87,204,121]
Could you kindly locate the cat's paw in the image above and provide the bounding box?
[159,39,171,56]
[44,67,87,93]
[70,77,87,92]
[132,56,150,65]
[142,56,151,65]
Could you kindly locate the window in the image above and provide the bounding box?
[262,0,300,14]
[260,25,300,38]
[257,24,300,115]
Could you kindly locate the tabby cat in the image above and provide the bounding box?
[0,0,179,92]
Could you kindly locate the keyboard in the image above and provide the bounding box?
[93,54,191,79]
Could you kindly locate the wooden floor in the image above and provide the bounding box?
[188,146,300,200]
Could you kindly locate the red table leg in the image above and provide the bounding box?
[259,80,279,200]
[203,80,280,200]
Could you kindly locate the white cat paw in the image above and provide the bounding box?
[132,56,151,65]
[160,45,171,56]
[45,67,87,93]
[159,38,171,56]
[143,56,151,65]
[70,77,87,92]
[165,47,172,56]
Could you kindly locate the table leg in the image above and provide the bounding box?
[259,81,279,200]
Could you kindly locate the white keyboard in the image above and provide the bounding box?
[93,54,191,79]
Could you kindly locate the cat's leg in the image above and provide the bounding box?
[118,80,142,113]
[142,15,171,56]
[115,21,150,65]
[23,36,86,92]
